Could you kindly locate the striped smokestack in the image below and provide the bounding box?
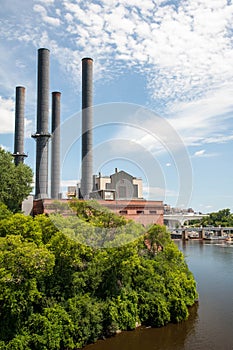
[13,86,27,165]
[51,91,61,199]
[32,48,51,199]
[81,57,93,199]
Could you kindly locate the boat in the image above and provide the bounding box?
[204,236,227,241]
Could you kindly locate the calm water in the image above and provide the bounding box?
[84,240,233,350]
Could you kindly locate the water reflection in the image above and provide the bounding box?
[84,302,199,350]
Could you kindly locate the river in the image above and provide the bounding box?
[84,240,233,350]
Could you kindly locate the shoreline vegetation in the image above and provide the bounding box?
[0,200,198,350]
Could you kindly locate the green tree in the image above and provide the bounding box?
[65,294,103,347]
[0,213,42,244]
[28,305,76,350]
[0,202,12,220]
[0,148,33,212]
[200,208,233,227]
[0,212,198,349]
[33,214,59,244]
[69,199,127,228]
[50,200,145,248]
[138,291,170,327]
[0,235,55,341]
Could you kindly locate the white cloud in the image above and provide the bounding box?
[205,135,233,144]
[43,15,61,26]
[37,0,54,4]
[143,185,178,200]
[0,144,10,151]
[33,4,60,26]
[193,149,219,158]
[199,204,214,211]
[166,83,233,146]
[1,0,233,148]
[61,179,79,187]
[25,119,33,138]
[194,149,205,157]
[64,13,73,22]
[0,96,33,136]
[33,4,47,15]
[2,0,233,101]
[0,96,14,133]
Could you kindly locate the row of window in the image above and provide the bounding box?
[119,210,157,215]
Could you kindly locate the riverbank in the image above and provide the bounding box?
[83,240,233,350]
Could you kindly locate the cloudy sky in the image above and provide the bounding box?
[1,0,233,212]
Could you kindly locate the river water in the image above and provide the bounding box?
[84,240,233,350]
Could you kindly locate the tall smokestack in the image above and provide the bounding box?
[32,48,50,199]
[13,86,27,165]
[81,57,93,199]
[51,91,61,199]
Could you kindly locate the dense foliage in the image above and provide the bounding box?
[0,202,198,349]
[50,200,146,248]
[200,208,233,227]
[0,148,33,212]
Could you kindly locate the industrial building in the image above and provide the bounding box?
[90,168,143,201]
[13,47,164,226]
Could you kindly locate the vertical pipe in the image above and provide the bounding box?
[51,91,61,199]
[13,86,27,165]
[37,48,50,133]
[33,48,50,199]
[81,57,93,199]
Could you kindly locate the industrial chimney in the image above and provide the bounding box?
[32,48,50,199]
[80,57,93,199]
[13,86,27,165]
[51,91,61,199]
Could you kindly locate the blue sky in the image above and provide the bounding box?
[0,0,233,213]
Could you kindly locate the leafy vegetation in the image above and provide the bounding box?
[0,148,33,213]
[200,208,233,227]
[50,200,145,248]
[0,201,198,349]
[189,208,233,227]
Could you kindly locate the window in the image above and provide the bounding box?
[137,210,144,214]
[149,210,157,214]
[119,210,127,215]
[118,186,127,198]
[104,191,114,200]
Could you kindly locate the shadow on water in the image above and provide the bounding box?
[84,302,199,350]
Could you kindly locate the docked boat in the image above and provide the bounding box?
[204,236,227,241]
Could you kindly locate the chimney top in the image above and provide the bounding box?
[38,48,50,52]
[82,57,93,62]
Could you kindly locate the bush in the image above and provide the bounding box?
[138,292,170,327]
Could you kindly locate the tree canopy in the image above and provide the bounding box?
[0,148,33,212]
[0,207,198,349]
[200,208,233,227]
[50,199,145,248]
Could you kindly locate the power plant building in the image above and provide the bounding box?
[12,47,164,226]
[35,168,164,226]
[91,168,143,201]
